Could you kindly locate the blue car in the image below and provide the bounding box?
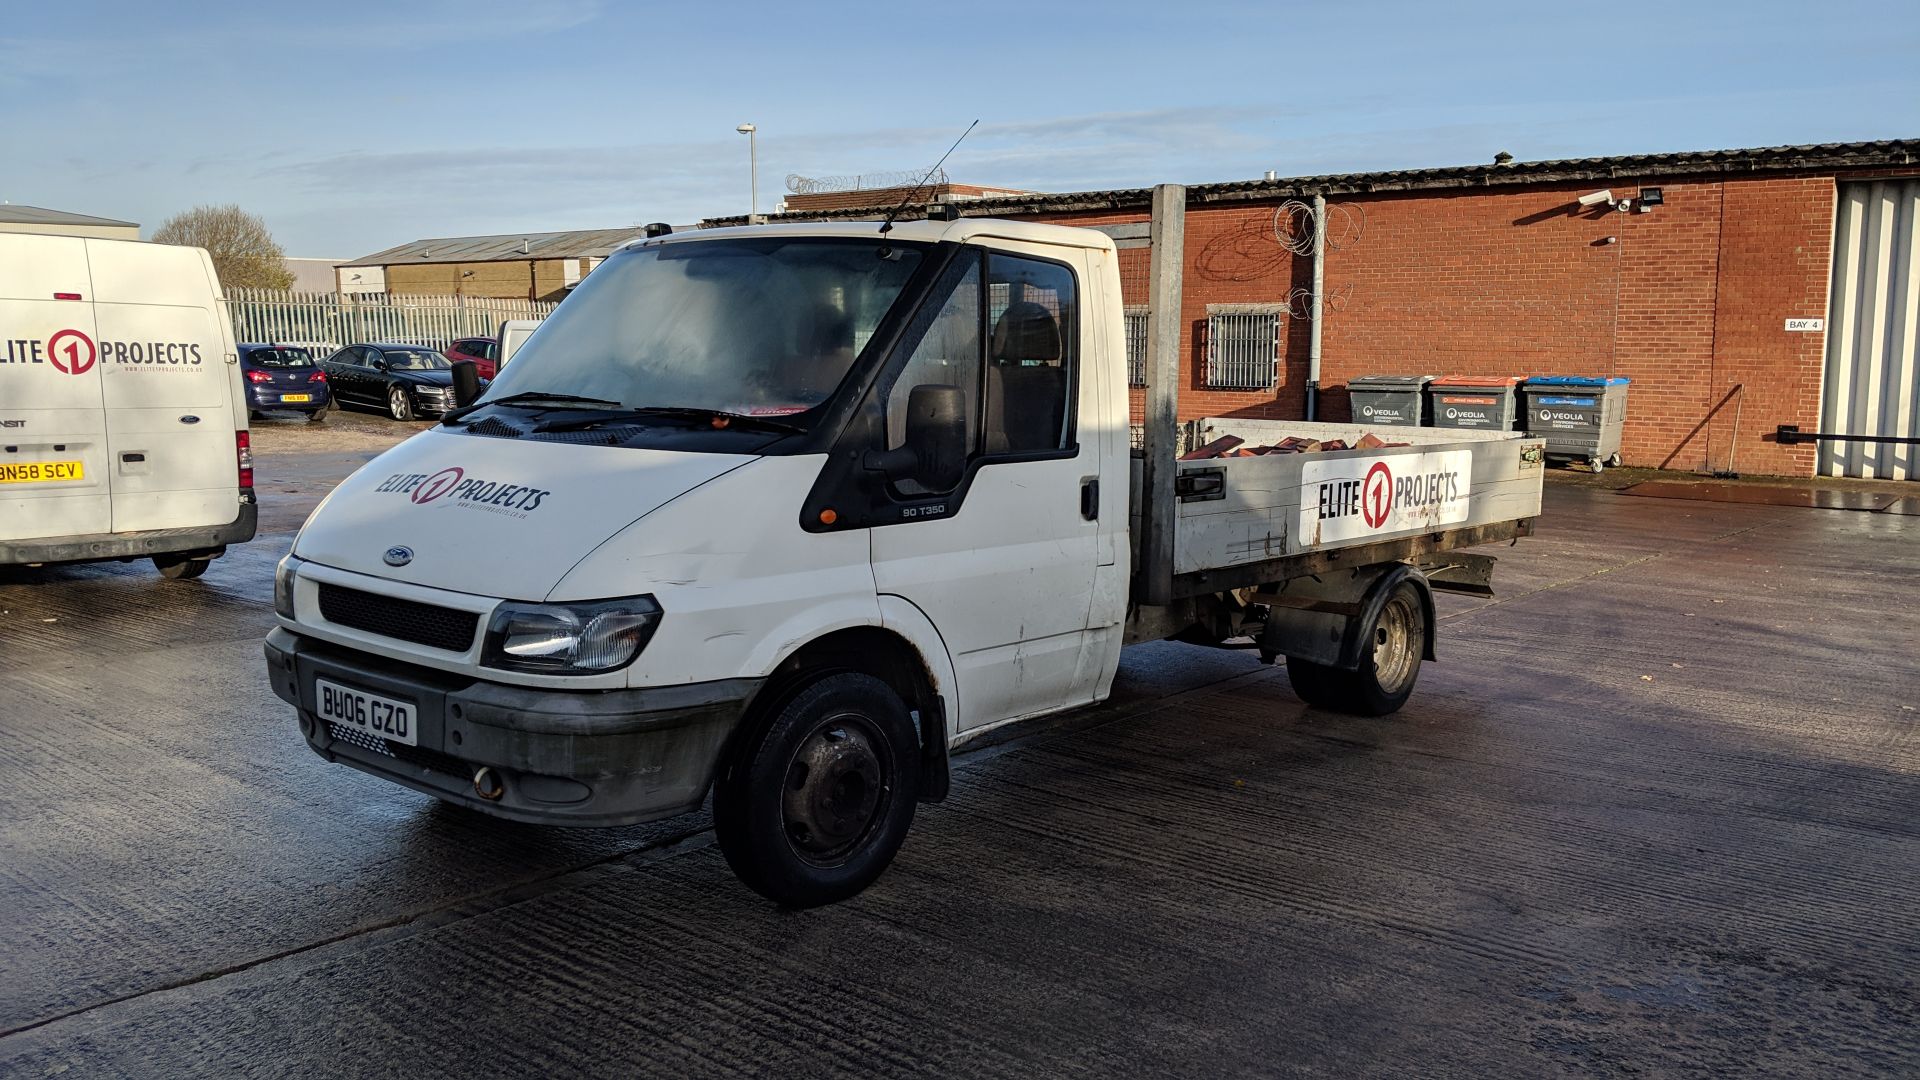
[239,343,333,421]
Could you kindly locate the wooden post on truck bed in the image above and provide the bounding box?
[1137,184,1186,606]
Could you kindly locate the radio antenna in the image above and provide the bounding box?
[879,119,979,234]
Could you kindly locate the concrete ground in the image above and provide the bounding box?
[1,415,1915,1078]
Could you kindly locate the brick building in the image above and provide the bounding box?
[713,140,1920,479]
[339,227,651,302]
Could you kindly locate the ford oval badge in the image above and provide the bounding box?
[383,546,414,567]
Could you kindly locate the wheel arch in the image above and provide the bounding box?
[736,624,952,802]
[1342,563,1436,666]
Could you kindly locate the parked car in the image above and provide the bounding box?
[444,336,500,380]
[319,343,461,421]
[239,343,331,421]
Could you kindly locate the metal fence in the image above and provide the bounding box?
[224,289,558,354]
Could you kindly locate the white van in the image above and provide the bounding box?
[0,233,257,577]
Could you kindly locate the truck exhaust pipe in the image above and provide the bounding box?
[472,766,504,801]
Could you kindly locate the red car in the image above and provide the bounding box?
[443,336,500,380]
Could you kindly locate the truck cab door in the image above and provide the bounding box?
[0,235,111,542]
[865,245,1104,732]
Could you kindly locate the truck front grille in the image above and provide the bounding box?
[317,583,479,653]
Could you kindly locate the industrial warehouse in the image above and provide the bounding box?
[718,139,1920,480]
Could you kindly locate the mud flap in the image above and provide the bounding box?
[915,696,950,803]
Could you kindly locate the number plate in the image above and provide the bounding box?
[281,393,313,403]
[315,678,418,746]
[0,460,84,484]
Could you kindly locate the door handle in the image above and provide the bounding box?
[1080,476,1099,521]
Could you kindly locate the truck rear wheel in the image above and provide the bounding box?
[1286,578,1426,716]
[713,672,919,908]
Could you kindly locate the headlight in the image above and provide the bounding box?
[274,554,304,618]
[481,596,662,675]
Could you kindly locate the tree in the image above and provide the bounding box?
[151,204,295,290]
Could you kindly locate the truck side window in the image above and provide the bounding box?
[884,260,982,481]
[983,253,1074,454]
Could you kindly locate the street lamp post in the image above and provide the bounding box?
[735,123,758,222]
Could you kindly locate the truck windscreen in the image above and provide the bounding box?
[481,237,927,425]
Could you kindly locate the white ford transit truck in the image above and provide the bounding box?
[1,233,256,576]
[265,209,1544,906]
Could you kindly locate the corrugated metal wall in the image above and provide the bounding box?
[1820,180,1920,479]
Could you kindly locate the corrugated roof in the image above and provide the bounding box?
[0,204,139,227]
[345,226,651,267]
[705,138,1920,226]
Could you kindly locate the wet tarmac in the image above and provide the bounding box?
[1,443,1915,1077]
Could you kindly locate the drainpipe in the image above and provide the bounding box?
[1306,193,1326,420]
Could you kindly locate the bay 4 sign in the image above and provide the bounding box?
[1300,450,1472,543]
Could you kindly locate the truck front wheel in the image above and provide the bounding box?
[1286,578,1427,716]
[713,672,920,908]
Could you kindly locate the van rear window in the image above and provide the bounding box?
[250,348,314,367]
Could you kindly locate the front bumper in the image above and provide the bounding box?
[263,627,762,827]
[411,387,455,416]
[0,499,257,565]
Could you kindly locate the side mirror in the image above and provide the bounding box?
[371,358,389,371]
[449,359,482,408]
[866,384,968,492]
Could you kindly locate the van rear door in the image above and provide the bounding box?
[86,241,240,533]
[0,234,112,543]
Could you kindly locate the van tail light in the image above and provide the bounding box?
[236,430,254,489]
[246,370,273,384]
[308,371,327,383]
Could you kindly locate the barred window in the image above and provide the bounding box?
[1205,305,1282,390]
[1124,306,1149,387]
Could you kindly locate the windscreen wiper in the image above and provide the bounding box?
[442,391,626,423]
[532,405,806,435]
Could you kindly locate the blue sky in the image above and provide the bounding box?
[3,0,1914,257]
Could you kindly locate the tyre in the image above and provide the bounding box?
[154,554,210,580]
[1587,457,1605,474]
[1286,579,1426,716]
[248,409,266,422]
[388,385,414,421]
[306,407,327,423]
[1607,452,1623,468]
[713,672,920,908]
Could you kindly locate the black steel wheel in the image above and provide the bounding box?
[713,672,919,908]
[387,384,414,421]
[1286,579,1426,716]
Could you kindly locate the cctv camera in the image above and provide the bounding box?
[1577,189,1615,208]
